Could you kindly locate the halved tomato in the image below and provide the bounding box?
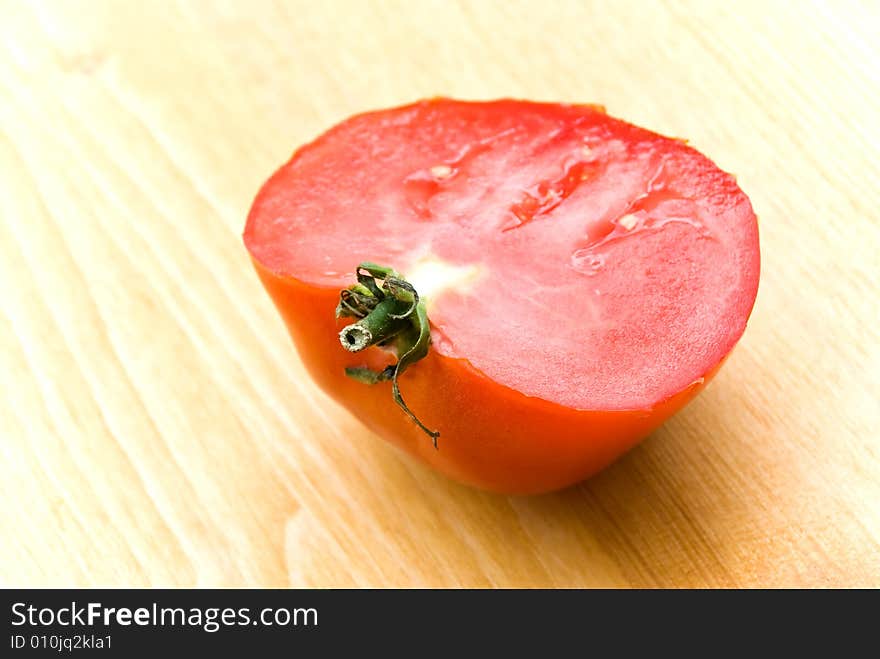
[244,99,760,494]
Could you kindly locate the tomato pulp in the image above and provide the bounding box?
[244,99,760,494]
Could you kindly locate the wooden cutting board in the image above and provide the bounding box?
[2,0,878,587]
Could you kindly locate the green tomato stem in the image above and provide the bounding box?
[338,297,408,352]
[337,263,440,447]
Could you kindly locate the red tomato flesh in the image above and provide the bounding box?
[245,99,760,492]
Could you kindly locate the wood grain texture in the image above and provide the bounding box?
[1,0,878,587]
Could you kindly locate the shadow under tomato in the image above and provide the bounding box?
[503,375,763,588]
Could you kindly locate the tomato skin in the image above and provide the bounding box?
[254,259,720,494]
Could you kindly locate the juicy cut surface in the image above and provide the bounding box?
[245,99,760,410]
